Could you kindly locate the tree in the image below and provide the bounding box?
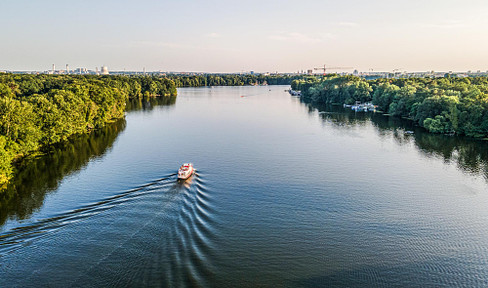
[424,115,449,133]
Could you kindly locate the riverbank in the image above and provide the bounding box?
[292,75,488,138]
[0,74,177,188]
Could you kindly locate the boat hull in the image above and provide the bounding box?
[177,168,194,180]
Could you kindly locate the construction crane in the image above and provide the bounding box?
[314,64,352,75]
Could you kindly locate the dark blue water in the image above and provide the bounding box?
[1,86,488,287]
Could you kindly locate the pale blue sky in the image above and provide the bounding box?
[1,0,488,72]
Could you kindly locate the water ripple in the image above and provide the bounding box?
[0,171,221,287]
[0,174,176,257]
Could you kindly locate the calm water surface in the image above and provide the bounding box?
[1,86,488,287]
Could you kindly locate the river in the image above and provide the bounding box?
[1,86,488,287]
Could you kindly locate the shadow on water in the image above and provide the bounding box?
[125,96,176,112]
[306,102,488,181]
[0,119,126,226]
[0,96,177,227]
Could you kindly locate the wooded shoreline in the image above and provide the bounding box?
[0,74,178,187]
[292,75,488,138]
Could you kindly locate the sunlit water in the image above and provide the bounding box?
[1,86,488,287]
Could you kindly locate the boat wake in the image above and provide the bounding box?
[0,171,219,287]
[162,173,218,287]
[0,174,177,256]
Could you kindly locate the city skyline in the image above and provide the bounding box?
[1,0,488,73]
[5,65,487,75]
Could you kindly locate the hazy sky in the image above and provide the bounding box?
[1,0,488,72]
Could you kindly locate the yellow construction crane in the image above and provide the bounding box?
[314,64,353,75]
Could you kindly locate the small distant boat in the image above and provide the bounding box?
[348,101,377,112]
[288,89,301,96]
[178,163,195,180]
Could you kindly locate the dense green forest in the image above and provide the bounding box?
[292,75,488,138]
[0,74,177,187]
[170,74,306,87]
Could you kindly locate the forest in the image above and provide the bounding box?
[292,75,488,138]
[0,74,177,187]
[169,73,306,87]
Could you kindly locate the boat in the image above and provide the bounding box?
[288,89,301,96]
[349,101,377,112]
[177,163,194,180]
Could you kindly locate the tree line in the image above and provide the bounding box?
[169,74,306,87]
[0,74,177,187]
[292,75,488,138]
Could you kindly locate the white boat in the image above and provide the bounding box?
[177,163,194,180]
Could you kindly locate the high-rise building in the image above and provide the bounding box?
[101,66,109,75]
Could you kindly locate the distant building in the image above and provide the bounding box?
[101,66,109,75]
[74,68,87,74]
[307,69,313,75]
[49,64,55,74]
[74,67,88,74]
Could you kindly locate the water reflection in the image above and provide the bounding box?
[307,102,488,181]
[0,119,126,226]
[126,96,176,112]
[0,96,178,226]
[414,133,488,178]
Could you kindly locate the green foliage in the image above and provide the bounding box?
[424,115,449,133]
[300,75,371,105]
[299,75,488,138]
[169,74,311,88]
[0,136,13,185]
[0,74,178,186]
[372,82,400,111]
